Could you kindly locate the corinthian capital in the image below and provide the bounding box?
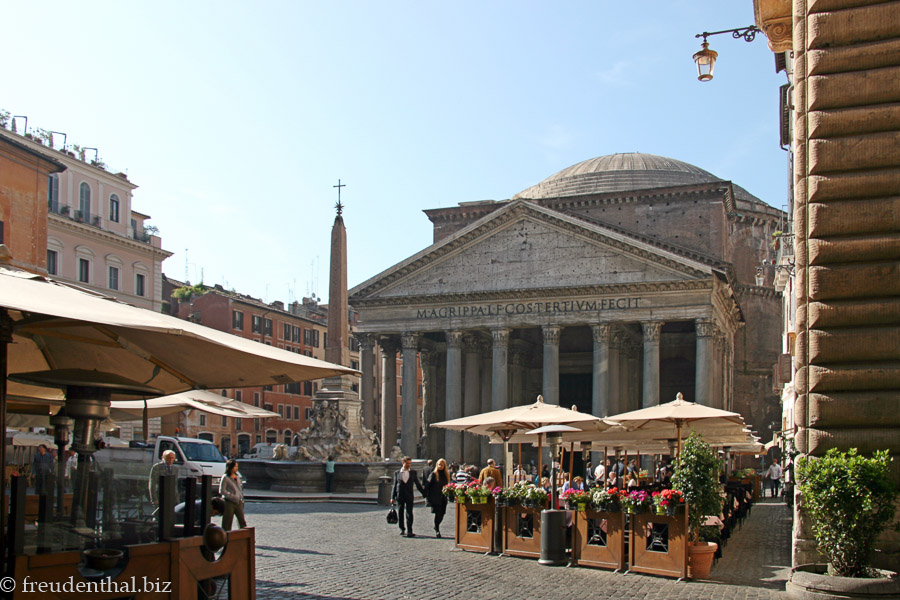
[401,332,419,351]
[542,324,561,345]
[695,318,718,338]
[491,327,510,347]
[445,330,463,349]
[354,332,375,350]
[591,323,611,344]
[642,321,662,343]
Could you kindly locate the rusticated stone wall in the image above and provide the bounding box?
[790,0,900,569]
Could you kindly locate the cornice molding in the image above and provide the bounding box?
[351,279,714,309]
[49,213,173,259]
[734,284,782,299]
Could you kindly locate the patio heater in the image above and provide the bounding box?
[49,410,73,518]
[528,424,579,567]
[10,369,159,531]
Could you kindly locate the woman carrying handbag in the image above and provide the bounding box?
[220,458,247,531]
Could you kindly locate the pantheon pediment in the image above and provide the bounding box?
[350,200,718,302]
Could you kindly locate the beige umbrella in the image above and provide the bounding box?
[598,392,748,456]
[431,395,619,486]
[110,389,280,421]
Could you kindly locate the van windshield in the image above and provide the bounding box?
[180,442,225,463]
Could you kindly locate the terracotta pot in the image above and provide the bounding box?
[688,542,718,580]
[786,564,900,600]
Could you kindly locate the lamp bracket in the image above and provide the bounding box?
[695,26,761,44]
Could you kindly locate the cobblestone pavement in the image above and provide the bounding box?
[250,497,792,600]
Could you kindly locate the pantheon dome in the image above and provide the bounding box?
[515,152,761,204]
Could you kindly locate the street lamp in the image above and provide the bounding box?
[693,26,761,81]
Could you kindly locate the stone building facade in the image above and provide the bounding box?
[754,0,900,570]
[350,153,784,465]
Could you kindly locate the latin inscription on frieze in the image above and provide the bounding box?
[416,298,642,319]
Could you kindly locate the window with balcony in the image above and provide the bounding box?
[232,310,244,330]
[109,194,120,223]
[135,273,146,297]
[108,266,119,290]
[78,258,90,283]
[47,250,58,275]
[78,183,91,222]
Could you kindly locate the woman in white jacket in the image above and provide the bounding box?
[219,459,247,530]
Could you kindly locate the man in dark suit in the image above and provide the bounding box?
[391,456,425,538]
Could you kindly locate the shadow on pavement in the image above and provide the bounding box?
[256,580,359,600]
[256,544,333,556]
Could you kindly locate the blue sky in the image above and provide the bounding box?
[6,2,787,304]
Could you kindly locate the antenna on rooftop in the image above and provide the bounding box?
[184,249,189,283]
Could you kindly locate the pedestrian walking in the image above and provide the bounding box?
[391,456,425,538]
[220,459,247,530]
[424,458,450,538]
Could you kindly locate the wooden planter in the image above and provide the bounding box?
[455,501,494,553]
[502,505,544,558]
[629,507,689,579]
[573,508,626,570]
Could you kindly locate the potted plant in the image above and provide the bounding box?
[590,487,622,512]
[491,486,510,507]
[465,481,491,504]
[652,489,685,516]
[522,483,548,509]
[560,488,591,511]
[621,489,651,514]
[787,448,900,598]
[671,431,723,580]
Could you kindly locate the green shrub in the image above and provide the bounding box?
[671,432,723,542]
[172,283,207,301]
[796,448,897,577]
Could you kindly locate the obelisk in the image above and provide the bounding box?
[300,184,378,461]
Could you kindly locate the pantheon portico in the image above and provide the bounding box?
[350,154,783,464]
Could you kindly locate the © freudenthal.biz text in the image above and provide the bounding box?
[17,575,171,594]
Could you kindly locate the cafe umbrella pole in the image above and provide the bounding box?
[528,425,580,567]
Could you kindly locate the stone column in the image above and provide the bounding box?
[400,332,419,458]
[608,329,622,415]
[490,328,510,463]
[420,350,443,460]
[591,324,611,417]
[380,337,399,459]
[480,342,493,462]
[541,325,560,406]
[641,321,662,408]
[463,334,481,465]
[712,333,725,410]
[444,330,464,464]
[695,319,716,406]
[356,333,376,430]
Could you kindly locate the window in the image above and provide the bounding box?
[285,382,301,395]
[47,175,59,213]
[304,329,320,347]
[263,384,273,392]
[109,194,120,222]
[135,273,146,297]
[221,416,227,427]
[108,266,119,290]
[236,418,242,431]
[305,408,313,420]
[303,381,313,396]
[292,326,301,343]
[232,310,244,330]
[78,258,90,283]
[199,414,206,426]
[254,419,260,431]
[252,315,262,333]
[293,406,299,420]
[350,336,360,351]
[351,360,359,370]
[263,404,273,412]
[264,318,272,336]
[278,404,284,418]
[283,323,291,340]
[253,393,260,407]
[78,183,91,221]
[235,391,242,402]
[47,250,58,275]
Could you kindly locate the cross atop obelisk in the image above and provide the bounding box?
[334,179,346,216]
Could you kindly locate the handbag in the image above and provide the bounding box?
[386,507,398,525]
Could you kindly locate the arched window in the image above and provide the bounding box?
[109,194,120,223]
[79,183,91,221]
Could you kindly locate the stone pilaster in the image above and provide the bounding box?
[490,328,510,463]
[608,328,622,415]
[420,349,443,460]
[356,333,376,430]
[480,340,493,462]
[695,319,716,406]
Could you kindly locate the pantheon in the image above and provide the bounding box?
[350,153,784,465]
